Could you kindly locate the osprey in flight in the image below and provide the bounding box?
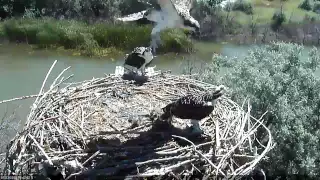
[116,0,201,53]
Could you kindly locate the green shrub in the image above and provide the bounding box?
[200,42,320,177]
[1,18,193,55]
[159,28,193,53]
[36,22,64,48]
[3,18,42,43]
[90,23,152,50]
[299,0,312,11]
[0,23,5,38]
[271,11,286,30]
[313,2,320,13]
[226,0,253,15]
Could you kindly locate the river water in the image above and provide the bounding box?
[0,42,316,142]
[0,42,249,122]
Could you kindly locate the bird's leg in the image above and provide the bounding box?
[140,64,146,76]
[190,120,203,134]
[150,35,158,54]
[150,29,163,54]
[156,32,163,46]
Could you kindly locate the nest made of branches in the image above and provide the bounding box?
[3,60,273,179]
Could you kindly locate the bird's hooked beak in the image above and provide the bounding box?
[210,85,226,98]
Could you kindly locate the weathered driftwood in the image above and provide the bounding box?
[2,60,273,179]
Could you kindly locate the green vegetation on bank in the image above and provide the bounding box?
[0,23,4,38]
[227,0,319,25]
[0,18,193,57]
[1,0,320,52]
[198,42,320,177]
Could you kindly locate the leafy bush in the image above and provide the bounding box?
[271,11,286,30]
[0,0,151,21]
[200,42,320,177]
[299,0,312,11]
[313,2,320,13]
[0,23,5,38]
[0,18,193,55]
[91,23,152,49]
[227,0,254,15]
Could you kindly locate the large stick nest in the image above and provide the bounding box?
[3,61,273,179]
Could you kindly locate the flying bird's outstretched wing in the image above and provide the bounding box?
[116,9,163,23]
[116,10,148,21]
[171,0,194,11]
[116,0,184,24]
[156,0,181,24]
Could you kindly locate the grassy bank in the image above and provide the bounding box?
[0,18,193,57]
[227,0,319,25]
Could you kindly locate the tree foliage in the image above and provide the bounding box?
[0,0,150,20]
[200,42,320,177]
[299,0,312,11]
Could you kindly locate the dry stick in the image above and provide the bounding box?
[33,153,89,165]
[65,151,102,180]
[156,141,214,155]
[51,66,71,89]
[34,60,57,105]
[80,106,84,129]
[216,112,267,175]
[0,94,45,104]
[214,115,221,149]
[247,102,253,152]
[40,123,44,146]
[27,133,53,166]
[81,150,100,167]
[13,116,59,138]
[172,135,225,176]
[234,113,273,175]
[27,60,58,127]
[135,154,205,166]
[130,159,196,177]
[34,71,73,115]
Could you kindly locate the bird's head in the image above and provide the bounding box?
[142,47,154,60]
[208,85,226,105]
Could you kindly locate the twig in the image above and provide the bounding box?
[82,150,100,167]
[172,135,225,176]
[0,94,46,104]
[27,133,53,166]
[34,60,57,104]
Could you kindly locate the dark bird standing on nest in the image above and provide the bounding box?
[161,85,225,134]
[123,46,154,76]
